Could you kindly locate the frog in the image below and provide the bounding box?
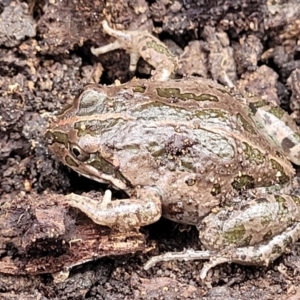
[46,20,300,280]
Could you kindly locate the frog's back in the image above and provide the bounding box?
[51,77,295,224]
[91,77,294,223]
[77,78,294,188]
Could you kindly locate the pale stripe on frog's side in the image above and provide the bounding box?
[46,20,300,280]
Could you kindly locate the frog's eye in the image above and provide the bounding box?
[69,144,90,162]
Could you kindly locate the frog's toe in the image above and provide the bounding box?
[144,223,300,279]
[101,189,112,205]
[200,256,231,280]
[143,249,212,271]
[202,222,300,278]
[143,249,235,280]
[91,40,121,57]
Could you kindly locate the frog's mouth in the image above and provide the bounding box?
[74,162,128,191]
[49,142,129,191]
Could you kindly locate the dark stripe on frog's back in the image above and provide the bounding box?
[71,84,238,130]
[74,78,239,119]
[71,79,259,141]
[156,87,219,102]
[126,77,233,104]
[72,80,283,161]
[125,78,257,128]
[101,78,234,110]
[72,80,290,162]
[128,80,238,124]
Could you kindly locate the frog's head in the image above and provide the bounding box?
[46,86,129,190]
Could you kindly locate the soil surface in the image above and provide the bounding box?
[1,0,300,299]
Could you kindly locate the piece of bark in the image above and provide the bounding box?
[0,191,146,276]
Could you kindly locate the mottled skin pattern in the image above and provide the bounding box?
[47,78,300,279]
[47,78,294,222]
[46,21,300,279]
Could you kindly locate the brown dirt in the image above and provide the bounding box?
[1,0,300,299]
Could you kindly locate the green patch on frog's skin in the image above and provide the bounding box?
[271,159,290,184]
[223,223,250,246]
[271,244,283,255]
[283,235,293,248]
[65,155,79,167]
[56,103,73,116]
[180,158,196,172]
[274,195,287,204]
[242,142,265,165]
[156,88,219,102]
[248,99,269,114]
[269,106,285,120]
[261,216,272,227]
[231,174,255,190]
[88,156,117,176]
[89,156,131,186]
[132,86,146,93]
[48,131,69,147]
[74,118,126,137]
[291,195,300,206]
[263,230,273,241]
[147,143,166,157]
[211,183,221,196]
[274,196,291,219]
[142,39,175,58]
[237,113,256,134]
[194,109,227,121]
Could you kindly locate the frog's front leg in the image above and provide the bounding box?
[66,187,162,232]
[91,20,178,81]
[145,193,300,279]
[91,21,140,72]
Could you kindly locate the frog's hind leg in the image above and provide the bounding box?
[65,187,162,232]
[199,222,300,279]
[144,222,300,280]
[145,193,300,279]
